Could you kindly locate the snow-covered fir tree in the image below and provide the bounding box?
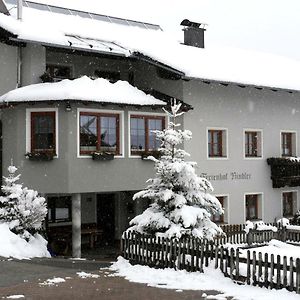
[0,165,47,237]
[129,100,224,240]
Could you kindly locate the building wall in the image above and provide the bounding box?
[0,42,17,95]
[183,80,300,223]
[2,102,165,194]
[46,50,183,100]
[21,44,46,86]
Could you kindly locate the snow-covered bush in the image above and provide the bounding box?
[0,165,47,237]
[129,100,223,240]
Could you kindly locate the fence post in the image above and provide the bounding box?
[283,256,288,288]
[296,258,300,294]
[252,251,257,285]
[264,253,268,288]
[247,229,253,246]
[276,255,281,289]
[230,248,234,280]
[289,257,294,291]
[235,248,240,279]
[246,250,251,285]
[214,246,219,269]
[270,254,275,289]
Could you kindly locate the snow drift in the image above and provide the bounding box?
[0,223,50,260]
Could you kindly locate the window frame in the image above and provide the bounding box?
[243,129,263,159]
[282,190,297,218]
[244,193,263,221]
[26,108,59,157]
[206,127,228,159]
[77,108,124,158]
[128,112,166,157]
[280,131,297,157]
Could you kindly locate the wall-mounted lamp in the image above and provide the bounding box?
[65,101,72,112]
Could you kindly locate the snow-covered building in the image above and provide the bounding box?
[0,0,300,257]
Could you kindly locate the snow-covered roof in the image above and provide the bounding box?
[0,76,166,106]
[0,2,300,91]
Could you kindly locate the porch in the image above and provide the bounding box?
[46,191,149,258]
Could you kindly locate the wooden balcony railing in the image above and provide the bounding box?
[267,157,300,188]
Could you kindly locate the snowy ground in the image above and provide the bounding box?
[109,257,300,300]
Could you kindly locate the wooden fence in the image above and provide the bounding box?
[121,228,300,294]
[216,247,300,293]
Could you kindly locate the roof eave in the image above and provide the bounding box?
[183,75,299,94]
[0,98,166,108]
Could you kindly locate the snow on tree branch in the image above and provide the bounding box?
[0,164,47,239]
[129,99,224,240]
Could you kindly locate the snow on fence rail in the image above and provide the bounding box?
[122,227,300,294]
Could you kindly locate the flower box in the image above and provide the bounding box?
[25,152,55,161]
[91,152,115,161]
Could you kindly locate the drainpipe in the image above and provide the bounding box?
[16,0,23,88]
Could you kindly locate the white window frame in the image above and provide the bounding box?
[243,128,263,160]
[281,190,298,218]
[77,108,124,158]
[280,130,297,157]
[244,192,264,222]
[26,107,59,158]
[128,111,168,158]
[213,194,230,224]
[206,127,228,160]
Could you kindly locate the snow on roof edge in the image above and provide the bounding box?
[0,76,166,106]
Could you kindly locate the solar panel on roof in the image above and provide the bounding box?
[7,0,162,31]
[90,13,110,23]
[69,9,90,19]
[127,20,147,29]
[144,23,161,30]
[4,0,16,4]
[47,5,71,15]
[109,16,129,26]
[26,2,49,11]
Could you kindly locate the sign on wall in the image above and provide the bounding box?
[200,172,251,181]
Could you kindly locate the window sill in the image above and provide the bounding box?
[244,156,263,160]
[207,156,228,160]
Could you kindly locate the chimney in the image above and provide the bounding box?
[17,0,23,20]
[180,19,207,48]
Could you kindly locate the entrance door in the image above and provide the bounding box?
[97,194,115,244]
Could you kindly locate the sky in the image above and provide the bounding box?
[28,0,300,62]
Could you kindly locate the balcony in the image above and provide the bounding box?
[267,157,300,188]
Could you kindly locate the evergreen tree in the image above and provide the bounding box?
[0,165,47,237]
[129,101,224,240]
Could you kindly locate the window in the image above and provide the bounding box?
[281,132,296,157]
[47,196,72,223]
[94,70,120,83]
[245,130,262,158]
[130,115,165,155]
[46,64,72,81]
[80,112,120,155]
[212,196,225,223]
[245,194,262,220]
[282,192,297,217]
[208,129,227,158]
[31,112,56,153]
